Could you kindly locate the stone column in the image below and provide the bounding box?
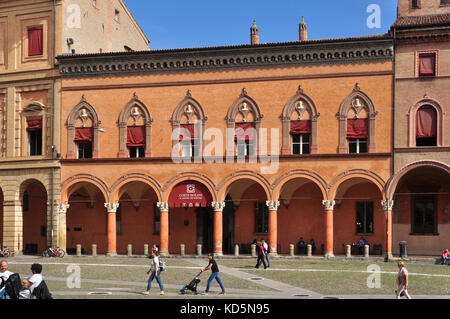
[322,200,336,259]
[2,200,23,255]
[381,200,394,261]
[57,204,70,251]
[104,203,119,256]
[266,200,280,256]
[211,201,226,257]
[157,202,169,256]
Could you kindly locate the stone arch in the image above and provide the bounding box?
[61,174,110,204]
[386,160,450,200]
[162,172,217,203]
[328,169,386,201]
[272,169,328,202]
[407,95,444,147]
[281,85,320,154]
[66,95,101,159]
[337,83,378,153]
[110,173,162,203]
[217,170,271,202]
[118,93,153,158]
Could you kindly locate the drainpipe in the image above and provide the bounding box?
[50,0,57,247]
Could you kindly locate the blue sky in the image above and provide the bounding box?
[124,0,398,50]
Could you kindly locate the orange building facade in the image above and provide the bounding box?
[56,35,396,258]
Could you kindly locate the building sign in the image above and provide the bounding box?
[168,181,212,208]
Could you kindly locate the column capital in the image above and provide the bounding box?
[322,200,336,211]
[211,201,226,212]
[157,202,169,212]
[266,200,280,211]
[104,203,120,213]
[381,200,394,211]
[57,204,70,214]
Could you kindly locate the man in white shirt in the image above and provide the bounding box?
[0,260,14,299]
[261,239,270,268]
[19,263,43,299]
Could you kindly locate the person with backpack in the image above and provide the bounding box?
[255,241,267,269]
[142,250,164,296]
[19,263,43,299]
[201,253,225,295]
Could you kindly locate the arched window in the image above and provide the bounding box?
[281,85,319,155]
[225,88,263,158]
[408,96,443,147]
[337,84,377,154]
[118,93,152,158]
[170,90,207,159]
[66,95,100,159]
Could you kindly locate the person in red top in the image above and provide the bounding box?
[441,249,449,265]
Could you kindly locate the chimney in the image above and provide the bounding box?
[299,16,308,41]
[250,20,259,45]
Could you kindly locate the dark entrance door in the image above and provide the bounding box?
[223,195,235,254]
[196,207,213,253]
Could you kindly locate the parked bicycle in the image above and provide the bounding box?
[42,247,65,258]
[0,247,11,258]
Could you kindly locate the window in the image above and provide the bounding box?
[28,130,42,156]
[356,202,374,234]
[411,0,420,8]
[440,0,449,5]
[412,197,437,234]
[153,204,160,235]
[236,140,255,157]
[416,105,437,146]
[114,9,120,22]
[181,140,199,157]
[27,25,43,56]
[41,226,46,237]
[129,147,145,158]
[75,127,93,159]
[78,142,93,159]
[22,191,29,212]
[292,134,310,155]
[347,118,368,153]
[27,116,42,156]
[254,202,268,234]
[418,53,436,77]
[349,138,368,154]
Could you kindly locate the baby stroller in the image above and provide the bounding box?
[179,271,203,295]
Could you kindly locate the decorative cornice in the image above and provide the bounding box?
[58,37,393,78]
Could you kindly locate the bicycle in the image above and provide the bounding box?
[42,247,65,258]
[0,247,11,258]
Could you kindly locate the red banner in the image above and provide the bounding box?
[179,124,198,141]
[347,119,368,139]
[26,116,42,131]
[168,181,213,208]
[127,126,145,147]
[290,120,311,134]
[74,128,93,143]
[419,55,435,76]
[417,106,437,138]
[235,122,256,141]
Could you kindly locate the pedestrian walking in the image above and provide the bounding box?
[201,253,225,295]
[395,261,411,299]
[255,241,267,269]
[142,250,164,296]
[261,239,270,268]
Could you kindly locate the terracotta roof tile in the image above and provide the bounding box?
[392,13,450,28]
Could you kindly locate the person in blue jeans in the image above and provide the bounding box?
[201,253,225,295]
[142,250,164,296]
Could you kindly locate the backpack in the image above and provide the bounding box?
[4,273,22,299]
[32,280,53,300]
[159,260,166,272]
